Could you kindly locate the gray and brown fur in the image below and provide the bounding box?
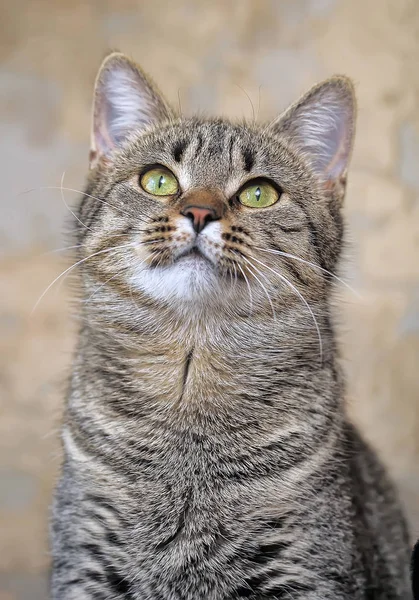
[50,52,411,599]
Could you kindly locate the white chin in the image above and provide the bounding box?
[131,254,220,303]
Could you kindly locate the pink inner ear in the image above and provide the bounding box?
[321,111,352,180]
[298,96,353,181]
[271,79,355,184]
[326,133,349,180]
[92,93,115,155]
[92,68,138,159]
[90,55,171,163]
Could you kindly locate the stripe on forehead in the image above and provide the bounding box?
[207,122,229,157]
[172,139,189,163]
[172,124,232,162]
[242,146,255,172]
[172,132,204,163]
[169,123,256,191]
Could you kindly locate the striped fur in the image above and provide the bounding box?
[50,54,411,599]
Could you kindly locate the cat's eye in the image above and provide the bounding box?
[140,166,179,196]
[237,180,280,208]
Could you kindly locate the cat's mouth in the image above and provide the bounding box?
[176,246,212,265]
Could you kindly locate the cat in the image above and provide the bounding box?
[50,52,411,599]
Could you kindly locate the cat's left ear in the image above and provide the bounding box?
[268,76,356,193]
[90,52,173,168]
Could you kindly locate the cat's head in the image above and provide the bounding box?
[78,52,355,317]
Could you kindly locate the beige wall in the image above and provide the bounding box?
[1,1,419,597]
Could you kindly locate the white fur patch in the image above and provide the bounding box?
[197,221,223,259]
[132,256,219,303]
[131,219,224,303]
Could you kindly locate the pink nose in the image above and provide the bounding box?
[181,205,219,233]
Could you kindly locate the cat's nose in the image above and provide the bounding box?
[180,205,220,234]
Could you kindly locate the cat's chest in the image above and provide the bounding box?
[111,452,298,600]
[127,342,230,405]
[121,474,270,599]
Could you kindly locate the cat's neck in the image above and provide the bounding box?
[67,298,344,489]
[85,295,333,365]
[78,298,340,434]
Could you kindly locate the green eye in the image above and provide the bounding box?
[238,181,280,208]
[140,167,179,196]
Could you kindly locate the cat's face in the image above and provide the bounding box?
[78,53,355,317]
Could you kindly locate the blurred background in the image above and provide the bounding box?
[1,0,419,598]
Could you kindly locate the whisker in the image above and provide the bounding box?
[228,265,234,287]
[235,84,255,123]
[60,172,91,231]
[86,251,153,305]
[250,255,323,361]
[177,88,183,117]
[20,185,150,225]
[256,84,262,122]
[54,240,151,297]
[232,261,239,289]
[64,229,152,239]
[241,256,276,322]
[84,272,122,303]
[255,246,360,298]
[237,263,253,316]
[153,249,167,271]
[42,245,84,255]
[42,232,154,259]
[140,239,167,247]
[31,243,134,314]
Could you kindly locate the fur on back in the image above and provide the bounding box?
[50,53,411,599]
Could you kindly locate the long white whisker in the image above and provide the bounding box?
[255,246,360,298]
[61,186,147,223]
[228,261,235,287]
[250,255,323,361]
[20,185,150,225]
[42,230,158,257]
[140,239,166,247]
[60,172,91,231]
[86,252,154,304]
[43,245,84,255]
[232,261,238,289]
[242,256,276,322]
[84,272,121,304]
[31,243,134,314]
[237,263,253,316]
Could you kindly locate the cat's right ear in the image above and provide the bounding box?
[267,76,356,196]
[90,52,173,168]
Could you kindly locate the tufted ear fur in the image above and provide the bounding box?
[90,52,173,168]
[269,76,356,193]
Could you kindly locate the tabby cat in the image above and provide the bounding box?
[50,52,411,599]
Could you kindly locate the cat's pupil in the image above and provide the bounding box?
[255,187,261,201]
[158,175,164,188]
